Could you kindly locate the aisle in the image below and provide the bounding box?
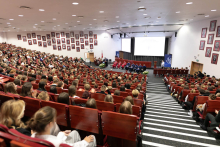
[142,82,220,147]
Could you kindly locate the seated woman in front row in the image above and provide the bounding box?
[28,106,96,147]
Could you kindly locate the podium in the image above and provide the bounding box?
[154,61,157,68]
[119,51,124,59]
[89,53,94,62]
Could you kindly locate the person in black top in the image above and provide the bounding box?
[96,85,111,95]
[37,81,47,91]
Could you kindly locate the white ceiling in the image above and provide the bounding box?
[0,0,220,34]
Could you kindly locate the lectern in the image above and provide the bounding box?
[154,61,157,68]
[89,53,94,62]
[119,51,124,59]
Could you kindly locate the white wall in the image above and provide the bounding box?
[168,17,220,77]
[4,31,121,61]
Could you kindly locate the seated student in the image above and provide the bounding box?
[28,106,96,147]
[120,86,125,91]
[64,79,69,85]
[37,91,50,101]
[96,85,111,95]
[119,101,132,114]
[125,83,131,90]
[132,89,139,99]
[51,78,59,87]
[4,82,19,95]
[50,86,57,94]
[0,68,5,75]
[142,64,146,71]
[57,92,69,105]
[57,81,64,89]
[112,82,117,88]
[121,61,126,69]
[125,96,134,105]
[38,81,47,91]
[69,85,79,98]
[21,75,28,82]
[117,61,121,68]
[82,84,91,99]
[86,98,97,109]
[125,62,130,70]
[183,89,196,104]
[29,77,36,84]
[0,100,31,136]
[194,94,216,121]
[200,109,220,130]
[129,63,135,72]
[139,64,143,72]
[114,90,120,96]
[72,80,79,88]
[104,95,114,104]
[20,82,37,98]
[41,75,47,79]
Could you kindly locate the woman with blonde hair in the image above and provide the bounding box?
[0,100,31,135]
[104,95,114,104]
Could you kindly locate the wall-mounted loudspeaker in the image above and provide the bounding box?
[175,32,177,37]
[124,33,126,38]
[111,35,113,38]
[120,34,122,38]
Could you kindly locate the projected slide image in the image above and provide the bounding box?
[122,38,131,53]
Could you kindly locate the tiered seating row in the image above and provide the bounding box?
[115,58,152,68]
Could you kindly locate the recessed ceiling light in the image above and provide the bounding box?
[205,15,209,17]
[89,24,92,25]
[93,19,97,20]
[41,21,44,22]
[74,26,76,27]
[57,25,60,26]
[18,15,23,17]
[186,2,193,4]
[7,23,10,24]
[99,11,104,13]
[72,15,76,16]
[116,16,119,18]
[117,21,120,22]
[35,24,38,25]
[211,10,217,11]
[143,14,147,15]
[72,2,79,5]
[53,18,56,20]
[9,19,14,20]
[139,6,145,8]
[65,23,68,24]
[39,9,45,11]
[77,21,80,22]
[176,11,180,13]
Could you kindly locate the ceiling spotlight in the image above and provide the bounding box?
[117,21,120,22]
[89,24,92,25]
[72,2,79,5]
[143,14,147,15]
[9,19,14,20]
[93,19,97,20]
[176,11,180,13]
[65,23,68,24]
[77,21,80,22]
[7,23,10,24]
[116,16,119,18]
[205,15,209,17]
[18,15,23,17]
[211,10,217,11]
[35,24,38,25]
[57,25,60,26]
[41,21,44,22]
[72,15,76,16]
[186,2,193,4]
[145,16,151,19]
[39,9,45,11]
[99,11,104,13]
[138,7,146,11]
[53,18,56,20]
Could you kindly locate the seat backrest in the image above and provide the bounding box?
[76,90,84,98]
[70,98,87,105]
[96,100,114,111]
[56,87,63,94]
[181,90,190,101]
[120,91,129,98]
[112,95,124,104]
[20,96,41,118]
[138,93,144,100]
[133,99,143,107]
[193,96,208,111]
[0,94,14,107]
[45,85,50,92]
[69,105,99,134]
[0,124,9,133]
[101,111,137,141]
[32,83,39,89]
[202,100,220,119]
[41,100,69,127]
[62,89,68,93]
[188,93,200,101]
[91,93,105,101]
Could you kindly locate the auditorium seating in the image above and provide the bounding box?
[154,68,189,77]
[115,58,152,68]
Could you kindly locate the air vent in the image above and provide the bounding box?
[145,16,151,19]
[198,14,205,15]
[78,16,84,18]
[138,8,146,11]
[19,6,31,9]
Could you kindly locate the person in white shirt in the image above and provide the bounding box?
[28,106,96,147]
[161,60,164,68]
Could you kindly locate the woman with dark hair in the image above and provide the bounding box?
[41,75,47,79]
[120,86,125,91]
[64,79,69,85]
[48,76,53,82]
[112,82,117,88]
[57,92,69,105]
[50,86,57,94]
[4,82,18,95]
[14,79,21,86]
[38,81,47,91]
[68,85,79,98]
[20,82,37,98]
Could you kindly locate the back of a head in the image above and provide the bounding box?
[104,95,114,103]
[119,101,132,114]
[114,90,120,96]
[14,79,21,86]
[112,82,117,88]
[28,106,56,134]
[0,100,25,128]
[5,82,17,94]
[68,85,76,97]
[57,81,64,88]
[41,75,47,79]
[125,96,134,105]
[209,94,216,100]
[199,89,206,95]
[208,86,214,91]
[50,86,57,94]
[20,82,32,97]
[132,89,139,98]
[86,98,97,109]
[29,77,36,83]
[120,86,125,91]
[39,81,46,89]
[64,79,69,85]
[37,91,49,101]
[57,92,69,105]
[72,80,78,87]
[84,84,91,91]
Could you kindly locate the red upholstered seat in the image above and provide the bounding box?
[0,94,14,107]
[91,93,106,101]
[96,100,115,111]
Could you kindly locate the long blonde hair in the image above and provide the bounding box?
[0,100,26,129]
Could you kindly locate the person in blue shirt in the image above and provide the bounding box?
[142,64,146,71]
[125,62,130,70]
[129,63,135,72]
[134,64,138,72]
[135,64,140,73]
[139,64,142,72]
